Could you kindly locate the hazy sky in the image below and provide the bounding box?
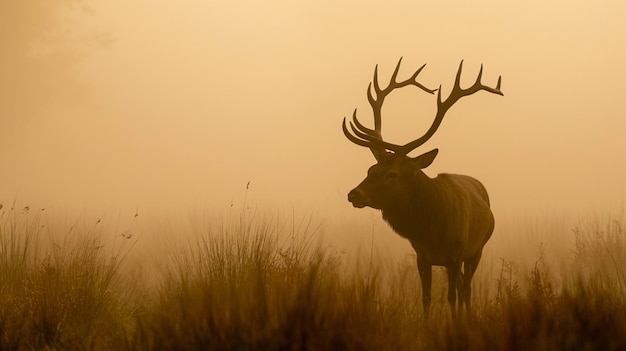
[2,0,625,218]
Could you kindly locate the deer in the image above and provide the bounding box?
[342,58,502,319]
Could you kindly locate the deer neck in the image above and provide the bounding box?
[381,173,444,239]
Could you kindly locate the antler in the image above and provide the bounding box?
[343,60,503,158]
[342,57,436,159]
[397,60,503,155]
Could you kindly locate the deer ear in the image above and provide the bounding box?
[411,149,438,169]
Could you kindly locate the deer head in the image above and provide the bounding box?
[343,59,503,209]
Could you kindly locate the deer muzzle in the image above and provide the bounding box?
[347,188,368,208]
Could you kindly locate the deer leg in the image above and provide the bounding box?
[463,251,483,314]
[456,268,465,316]
[447,260,462,320]
[417,259,432,319]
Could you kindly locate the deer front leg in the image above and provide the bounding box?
[417,259,432,319]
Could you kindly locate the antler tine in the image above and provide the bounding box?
[342,118,371,148]
[397,61,503,155]
[366,84,380,131]
[453,60,465,92]
[348,120,405,153]
[463,62,503,97]
[348,121,378,143]
[372,64,381,98]
[352,109,381,139]
[389,57,403,85]
[408,64,438,94]
[342,109,388,156]
[347,109,402,153]
[342,117,402,155]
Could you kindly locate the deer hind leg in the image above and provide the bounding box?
[416,259,432,319]
[462,251,483,314]
[446,260,462,320]
[456,269,465,315]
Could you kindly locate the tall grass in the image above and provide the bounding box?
[0,205,136,350]
[1,203,625,350]
[126,210,415,350]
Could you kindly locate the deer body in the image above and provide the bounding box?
[342,59,502,318]
[382,174,493,264]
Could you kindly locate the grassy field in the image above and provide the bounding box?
[1,204,625,350]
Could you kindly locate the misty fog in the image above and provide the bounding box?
[2,1,625,220]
